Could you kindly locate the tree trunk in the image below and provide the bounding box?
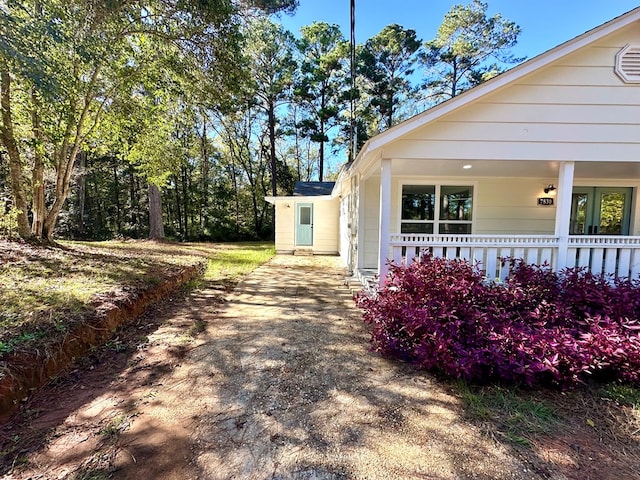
[173,174,183,238]
[0,64,31,239]
[30,90,46,238]
[231,159,240,237]
[268,100,277,197]
[76,151,87,237]
[148,183,164,240]
[200,116,209,231]
[319,89,325,182]
[268,100,277,239]
[181,164,188,240]
[113,160,121,235]
[126,163,139,237]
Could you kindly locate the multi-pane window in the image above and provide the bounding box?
[401,185,473,234]
[401,185,435,233]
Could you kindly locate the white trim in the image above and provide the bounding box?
[555,162,576,269]
[378,159,392,285]
[265,194,334,204]
[357,176,365,270]
[397,180,478,235]
[615,43,640,83]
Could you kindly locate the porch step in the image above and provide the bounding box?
[294,249,313,256]
[344,276,363,295]
[344,270,379,296]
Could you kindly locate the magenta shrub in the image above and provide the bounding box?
[356,255,640,388]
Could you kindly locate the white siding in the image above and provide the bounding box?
[339,195,349,261]
[274,201,295,252]
[311,199,340,254]
[386,25,640,163]
[273,198,340,254]
[387,176,556,236]
[363,177,380,269]
[474,178,556,234]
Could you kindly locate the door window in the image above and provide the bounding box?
[570,187,632,235]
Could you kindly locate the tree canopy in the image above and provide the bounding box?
[421,0,524,101]
[0,0,524,243]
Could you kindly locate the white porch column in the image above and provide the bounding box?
[378,158,392,285]
[356,174,365,271]
[555,161,575,270]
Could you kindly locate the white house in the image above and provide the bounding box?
[268,7,640,287]
[266,181,340,255]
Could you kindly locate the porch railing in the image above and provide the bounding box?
[568,236,640,279]
[389,234,640,280]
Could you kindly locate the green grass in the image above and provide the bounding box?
[204,243,275,283]
[0,240,274,354]
[455,382,559,447]
[600,383,640,409]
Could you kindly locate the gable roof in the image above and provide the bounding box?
[293,181,336,196]
[348,6,640,176]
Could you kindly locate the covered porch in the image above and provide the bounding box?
[356,158,640,287]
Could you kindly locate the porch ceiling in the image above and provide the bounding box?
[367,159,640,179]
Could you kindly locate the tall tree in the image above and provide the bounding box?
[421,0,524,102]
[213,103,271,238]
[0,0,298,242]
[359,24,421,132]
[244,19,296,197]
[295,22,348,182]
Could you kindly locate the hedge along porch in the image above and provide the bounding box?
[338,7,640,286]
[266,181,340,255]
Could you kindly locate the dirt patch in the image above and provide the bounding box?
[0,257,204,419]
[1,255,639,479]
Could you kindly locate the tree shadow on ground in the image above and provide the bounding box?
[2,255,638,479]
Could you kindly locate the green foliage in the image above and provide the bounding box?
[0,207,21,238]
[0,0,529,241]
[421,0,524,101]
[359,24,422,132]
[0,0,297,241]
[295,22,349,180]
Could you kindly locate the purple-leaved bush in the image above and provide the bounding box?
[356,255,640,388]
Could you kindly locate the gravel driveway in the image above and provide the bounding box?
[3,255,544,479]
[174,255,539,479]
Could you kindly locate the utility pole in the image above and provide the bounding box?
[349,0,356,163]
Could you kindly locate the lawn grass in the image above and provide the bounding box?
[455,382,559,447]
[454,379,640,451]
[0,240,274,354]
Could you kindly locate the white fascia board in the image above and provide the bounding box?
[265,195,335,204]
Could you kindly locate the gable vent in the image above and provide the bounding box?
[615,44,640,84]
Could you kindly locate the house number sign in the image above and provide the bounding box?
[537,197,554,206]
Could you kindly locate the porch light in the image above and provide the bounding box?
[463,164,472,169]
[544,184,556,194]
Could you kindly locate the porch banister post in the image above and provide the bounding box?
[378,158,392,285]
[555,161,575,270]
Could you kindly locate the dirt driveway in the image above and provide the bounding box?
[3,255,546,479]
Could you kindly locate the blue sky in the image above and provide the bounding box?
[278,1,640,60]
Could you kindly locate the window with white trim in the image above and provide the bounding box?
[401,185,473,234]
